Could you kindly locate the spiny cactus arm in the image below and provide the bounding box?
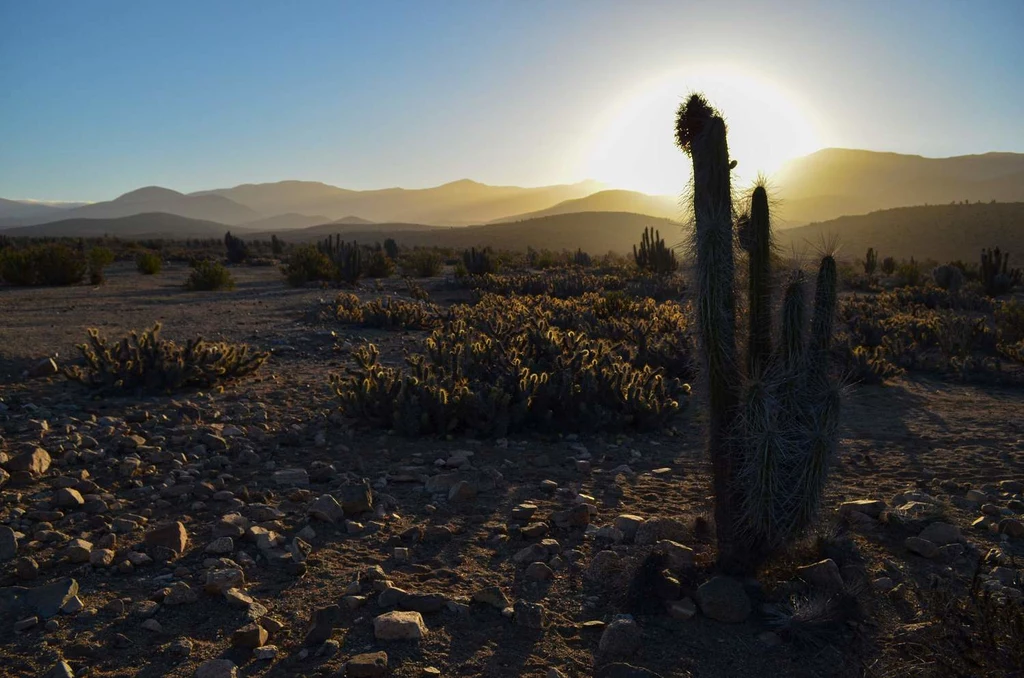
[747,185,772,377]
[779,275,807,373]
[809,255,838,371]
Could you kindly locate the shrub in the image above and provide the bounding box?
[932,264,964,292]
[895,258,924,287]
[403,249,444,277]
[87,247,115,285]
[270,234,284,256]
[186,260,235,291]
[64,322,268,392]
[383,238,399,260]
[0,243,87,286]
[363,249,395,278]
[462,247,497,275]
[136,251,163,275]
[224,231,249,264]
[283,245,334,287]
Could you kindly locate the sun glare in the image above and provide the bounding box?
[583,68,824,195]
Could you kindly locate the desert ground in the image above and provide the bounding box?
[1,262,1023,678]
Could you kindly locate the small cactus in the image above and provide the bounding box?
[864,247,878,275]
[633,227,679,275]
[980,247,1022,297]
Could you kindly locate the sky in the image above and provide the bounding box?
[2,0,1023,201]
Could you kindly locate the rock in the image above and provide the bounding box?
[513,543,550,564]
[205,567,245,594]
[194,659,237,678]
[918,522,961,545]
[999,518,1024,538]
[89,549,115,567]
[668,597,696,620]
[308,494,345,523]
[795,559,845,591]
[254,646,278,661]
[599,616,642,658]
[340,479,373,514]
[587,550,621,581]
[54,488,84,508]
[525,562,554,581]
[0,468,8,488]
[839,499,885,518]
[347,651,389,678]
[373,610,427,640]
[205,537,234,554]
[63,539,93,564]
[273,468,309,487]
[6,447,51,477]
[553,504,590,529]
[0,526,18,560]
[164,582,198,606]
[145,522,188,555]
[999,479,1023,493]
[232,623,268,649]
[141,618,163,633]
[521,523,548,539]
[15,556,39,580]
[472,585,511,609]
[511,503,538,521]
[45,660,75,678]
[634,517,688,546]
[653,540,694,569]
[905,536,939,558]
[448,480,477,502]
[695,576,751,623]
[513,599,546,629]
[26,578,79,618]
[305,604,341,646]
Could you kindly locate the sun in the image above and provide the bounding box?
[582,68,824,195]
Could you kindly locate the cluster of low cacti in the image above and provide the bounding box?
[863,247,878,275]
[404,278,431,301]
[469,270,628,298]
[0,242,87,286]
[676,94,840,572]
[633,226,679,275]
[363,249,395,279]
[224,231,249,264]
[330,289,694,436]
[332,292,444,330]
[462,247,497,275]
[980,247,1022,297]
[319,236,363,284]
[64,322,269,392]
[401,249,444,278]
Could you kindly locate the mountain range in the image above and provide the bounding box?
[2,149,1023,260]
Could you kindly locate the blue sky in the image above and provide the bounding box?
[2,1,1022,200]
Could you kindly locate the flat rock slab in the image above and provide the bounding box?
[374,610,427,640]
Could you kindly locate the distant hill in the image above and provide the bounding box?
[196,179,605,226]
[0,212,249,239]
[239,212,330,231]
[492,190,679,223]
[271,211,682,254]
[1,186,259,228]
[0,197,81,221]
[773,149,1024,226]
[333,215,375,225]
[776,202,1024,264]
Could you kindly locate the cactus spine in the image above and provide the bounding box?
[676,94,840,573]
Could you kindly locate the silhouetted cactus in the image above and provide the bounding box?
[980,247,1022,297]
[676,93,840,573]
[270,234,284,256]
[224,231,249,264]
[864,247,877,275]
[383,238,400,260]
[573,248,592,268]
[881,257,896,276]
[462,247,496,275]
[932,264,964,292]
[633,226,679,274]
[318,236,363,284]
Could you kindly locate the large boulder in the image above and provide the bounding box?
[695,576,751,623]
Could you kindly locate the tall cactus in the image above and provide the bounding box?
[633,226,679,274]
[675,94,840,573]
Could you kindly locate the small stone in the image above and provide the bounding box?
[169,638,194,657]
[6,447,51,477]
[317,639,340,658]
[668,597,696,620]
[525,562,554,581]
[273,468,309,487]
[308,494,345,523]
[587,550,621,581]
[340,479,373,514]
[145,522,188,555]
[654,540,694,569]
[194,659,237,678]
[45,660,75,678]
[164,582,198,606]
[905,536,939,558]
[552,504,590,529]
[795,559,845,591]
[393,547,410,563]
[232,623,268,649]
[205,537,234,554]
[204,567,244,594]
[63,539,93,564]
[1,526,19,561]
[347,651,389,678]
[90,548,115,567]
[373,610,427,640]
[54,488,84,508]
[254,646,278,661]
[472,585,511,609]
[511,503,538,521]
[141,619,162,632]
[448,480,477,502]
[918,522,961,545]
[999,518,1024,538]
[599,616,642,658]
[304,604,341,646]
[838,499,885,518]
[695,576,751,623]
[513,599,546,629]
[25,578,79,618]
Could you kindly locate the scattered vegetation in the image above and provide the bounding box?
[136,251,163,275]
[979,246,1022,297]
[402,249,444,278]
[87,247,115,285]
[186,260,235,291]
[64,322,268,392]
[462,247,497,275]
[0,242,87,286]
